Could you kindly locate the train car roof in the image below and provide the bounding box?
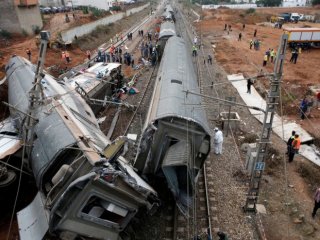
[155,36,211,135]
[159,21,176,40]
[165,4,174,13]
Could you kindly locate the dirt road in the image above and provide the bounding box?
[197,7,320,239]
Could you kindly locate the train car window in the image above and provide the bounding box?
[171,79,182,85]
[81,196,128,226]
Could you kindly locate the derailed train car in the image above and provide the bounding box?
[158,21,176,58]
[162,4,175,22]
[134,36,211,215]
[3,56,159,240]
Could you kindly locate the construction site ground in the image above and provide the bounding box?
[195,6,320,240]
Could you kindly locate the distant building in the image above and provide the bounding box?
[232,0,257,3]
[0,0,43,35]
[71,0,115,11]
[282,0,307,7]
[39,0,65,6]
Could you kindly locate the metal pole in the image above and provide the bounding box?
[243,33,288,212]
[24,31,50,164]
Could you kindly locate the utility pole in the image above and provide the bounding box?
[243,33,288,212]
[23,31,50,167]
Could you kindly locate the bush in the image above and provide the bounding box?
[312,0,320,5]
[32,25,41,34]
[110,6,121,11]
[245,8,256,14]
[22,29,29,36]
[91,7,105,17]
[0,29,12,39]
[82,6,89,14]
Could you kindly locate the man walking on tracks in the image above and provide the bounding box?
[214,127,223,155]
[312,187,320,218]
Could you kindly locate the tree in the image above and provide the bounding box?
[258,0,282,6]
[312,0,320,5]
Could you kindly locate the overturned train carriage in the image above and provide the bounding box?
[4,56,158,240]
[134,36,211,215]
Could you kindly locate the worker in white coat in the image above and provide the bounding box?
[214,127,223,154]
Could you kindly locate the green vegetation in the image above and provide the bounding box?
[0,29,12,39]
[312,0,320,5]
[32,25,41,34]
[110,6,121,11]
[256,0,282,6]
[79,6,109,17]
[91,7,106,17]
[245,8,255,14]
[22,29,29,36]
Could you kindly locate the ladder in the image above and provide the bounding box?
[244,33,289,212]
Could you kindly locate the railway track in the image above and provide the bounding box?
[158,4,215,240]
[123,65,158,136]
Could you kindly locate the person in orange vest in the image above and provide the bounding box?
[86,50,91,60]
[65,51,70,63]
[61,51,66,61]
[288,133,301,162]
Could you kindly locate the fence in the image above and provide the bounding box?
[61,3,150,43]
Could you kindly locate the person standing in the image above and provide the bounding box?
[238,32,242,41]
[247,78,253,94]
[86,50,91,60]
[208,55,212,65]
[193,36,198,45]
[266,48,271,61]
[192,45,197,57]
[26,48,31,61]
[270,49,275,63]
[243,23,245,30]
[61,51,66,62]
[214,127,223,155]
[249,39,253,49]
[312,187,320,218]
[65,51,70,63]
[131,54,134,68]
[290,49,296,62]
[300,97,308,120]
[293,50,299,64]
[286,130,296,155]
[254,29,257,37]
[288,133,301,162]
[263,54,268,66]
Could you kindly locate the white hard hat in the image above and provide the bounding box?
[214,127,218,131]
